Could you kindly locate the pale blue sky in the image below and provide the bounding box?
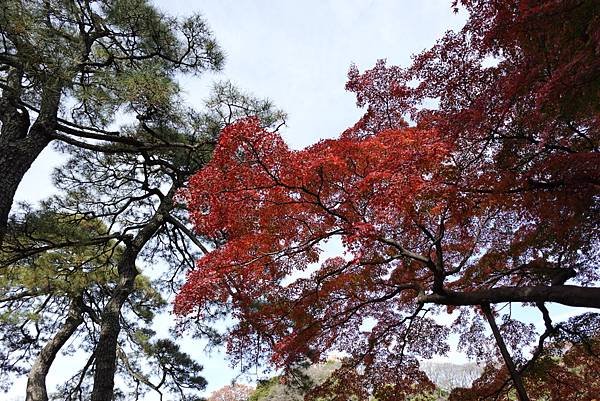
[10,2,469,399]
[168,0,466,148]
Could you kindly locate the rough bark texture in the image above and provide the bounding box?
[89,251,138,401]
[421,285,600,309]
[0,128,51,240]
[0,80,61,244]
[482,304,530,401]
[89,188,175,401]
[26,297,84,401]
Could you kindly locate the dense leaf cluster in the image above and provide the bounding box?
[178,1,600,400]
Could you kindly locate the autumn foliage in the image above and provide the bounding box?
[208,384,254,401]
[177,1,600,400]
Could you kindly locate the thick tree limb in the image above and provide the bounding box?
[90,186,176,401]
[26,297,84,401]
[419,285,600,309]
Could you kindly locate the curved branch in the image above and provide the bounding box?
[26,297,85,401]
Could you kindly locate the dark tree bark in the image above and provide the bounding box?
[26,297,84,401]
[0,78,61,243]
[421,285,600,309]
[0,127,51,240]
[90,188,175,401]
[482,304,530,401]
[89,254,137,401]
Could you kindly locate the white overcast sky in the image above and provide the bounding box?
[11,1,471,399]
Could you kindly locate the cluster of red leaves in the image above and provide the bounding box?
[177,1,599,399]
[176,118,451,398]
[415,0,600,292]
[343,60,410,138]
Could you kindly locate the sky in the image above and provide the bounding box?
[9,1,469,399]
[16,0,467,197]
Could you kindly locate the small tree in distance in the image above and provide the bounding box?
[208,384,254,401]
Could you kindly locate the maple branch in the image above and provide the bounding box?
[376,237,430,264]
[419,285,600,309]
[516,303,559,375]
[482,304,530,401]
[536,302,554,332]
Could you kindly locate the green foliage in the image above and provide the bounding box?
[0,203,173,393]
[248,377,280,401]
[151,339,207,389]
[406,389,448,401]
[1,0,224,126]
[0,206,120,297]
[247,361,346,401]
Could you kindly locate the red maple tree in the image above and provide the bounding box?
[177,1,599,400]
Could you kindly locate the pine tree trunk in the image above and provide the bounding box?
[0,129,51,242]
[26,297,84,401]
[90,189,175,401]
[0,79,61,244]
[89,253,138,401]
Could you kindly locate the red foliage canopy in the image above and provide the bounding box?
[177,1,600,399]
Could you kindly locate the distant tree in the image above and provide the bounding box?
[208,383,254,401]
[247,360,350,401]
[176,1,600,401]
[245,360,451,401]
